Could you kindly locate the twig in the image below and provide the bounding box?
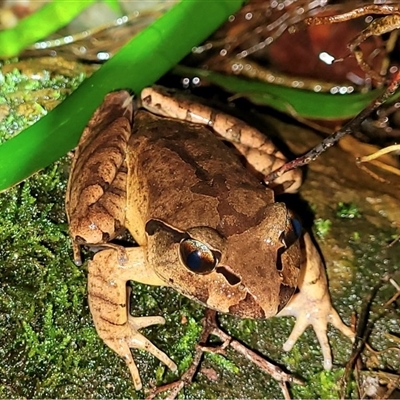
[146,309,303,399]
[265,72,400,184]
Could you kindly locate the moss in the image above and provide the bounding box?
[336,202,361,219]
[204,353,239,375]
[174,318,203,372]
[293,369,353,399]
[0,58,88,141]
[0,163,99,398]
[314,218,332,239]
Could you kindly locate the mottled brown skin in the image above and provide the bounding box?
[66,88,354,390]
[65,90,133,264]
[140,86,302,193]
[127,111,300,318]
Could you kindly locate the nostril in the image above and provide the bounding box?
[216,266,241,286]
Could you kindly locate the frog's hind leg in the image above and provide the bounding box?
[233,142,302,194]
[140,86,302,193]
[277,232,355,370]
[87,247,177,390]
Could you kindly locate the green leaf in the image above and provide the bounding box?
[173,65,400,120]
[0,1,96,58]
[0,0,245,191]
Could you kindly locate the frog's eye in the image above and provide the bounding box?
[180,239,217,274]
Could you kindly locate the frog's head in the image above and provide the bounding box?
[145,202,302,319]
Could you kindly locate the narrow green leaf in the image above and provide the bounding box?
[0,1,96,59]
[0,0,245,191]
[174,65,400,120]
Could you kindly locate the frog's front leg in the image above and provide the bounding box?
[88,247,177,390]
[277,232,355,369]
[140,86,302,193]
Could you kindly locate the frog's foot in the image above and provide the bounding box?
[99,315,177,390]
[278,290,354,370]
[277,233,355,370]
[88,248,177,390]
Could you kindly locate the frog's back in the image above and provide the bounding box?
[126,110,275,240]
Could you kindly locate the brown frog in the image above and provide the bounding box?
[65,87,354,390]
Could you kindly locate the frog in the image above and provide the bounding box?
[65,86,354,390]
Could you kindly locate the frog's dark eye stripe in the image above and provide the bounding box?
[179,238,217,274]
[277,213,302,271]
[145,219,187,242]
[280,214,302,250]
